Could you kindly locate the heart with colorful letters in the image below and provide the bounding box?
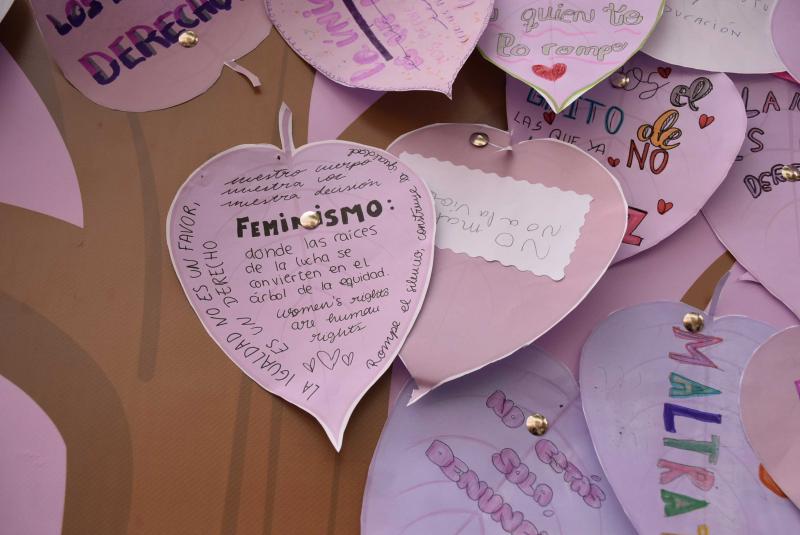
[507,53,746,263]
[362,345,637,535]
[479,0,664,112]
[580,301,800,533]
[703,75,800,321]
[166,105,435,451]
[389,123,626,401]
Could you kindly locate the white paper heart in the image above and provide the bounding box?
[580,300,800,533]
[363,345,637,535]
[166,105,435,450]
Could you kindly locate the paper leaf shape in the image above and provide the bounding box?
[741,326,800,508]
[642,0,785,73]
[0,44,82,227]
[717,263,800,330]
[703,75,800,320]
[0,375,66,535]
[363,346,637,535]
[166,105,435,450]
[580,301,800,533]
[771,0,800,83]
[308,72,384,143]
[388,124,626,401]
[478,0,665,112]
[507,53,745,262]
[266,0,493,95]
[30,0,271,111]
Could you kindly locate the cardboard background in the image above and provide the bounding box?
[0,3,732,533]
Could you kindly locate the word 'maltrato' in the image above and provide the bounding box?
[46,0,242,86]
[658,326,724,529]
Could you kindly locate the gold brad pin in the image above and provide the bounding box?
[178,30,199,48]
[299,211,321,230]
[683,312,705,333]
[610,72,630,89]
[470,132,489,148]
[781,165,800,181]
[526,413,549,436]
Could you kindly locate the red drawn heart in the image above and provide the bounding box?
[657,198,673,214]
[543,111,556,125]
[657,67,672,79]
[607,157,620,167]
[532,63,567,82]
[699,114,715,128]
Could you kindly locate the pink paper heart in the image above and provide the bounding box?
[508,53,746,262]
[479,0,663,112]
[267,0,493,95]
[703,75,800,320]
[581,301,800,533]
[389,124,626,401]
[167,105,435,450]
[741,326,800,508]
[29,0,271,111]
[0,45,82,227]
[773,0,800,83]
[364,346,637,534]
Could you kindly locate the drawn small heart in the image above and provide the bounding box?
[699,114,715,129]
[341,352,354,366]
[607,157,620,167]
[303,358,315,373]
[657,67,672,79]
[532,63,567,82]
[317,348,341,370]
[543,111,556,125]
[657,198,673,214]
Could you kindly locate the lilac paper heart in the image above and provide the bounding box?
[642,0,784,73]
[478,0,664,112]
[717,263,800,330]
[30,0,271,111]
[772,0,800,83]
[166,105,435,450]
[266,0,493,95]
[0,44,83,228]
[0,375,66,535]
[703,75,800,320]
[580,301,800,533]
[389,124,627,401]
[507,53,746,262]
[363,345,637,535]
[741,326,800,508]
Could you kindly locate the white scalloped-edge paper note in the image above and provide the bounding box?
[399,152,592,281]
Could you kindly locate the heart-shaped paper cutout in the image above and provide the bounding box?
[166,105,435,450]
[0,44,83,228]
[389,124,626,401]
[703,75,800,320]
[0,375,66,535]
[478,0,665,112]
[363,345,637,535]
[772,0,800,83]
[642,0,784,73]
[266,0,493,96]
[507,53,746,262]
[29,0,271,111]
[741,326,800,508]
[717,263,799,330]
[580,301,800,533]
